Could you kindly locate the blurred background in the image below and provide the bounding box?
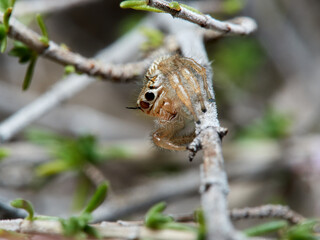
[0,0,319,229]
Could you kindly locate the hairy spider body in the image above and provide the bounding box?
[136,55,212,151]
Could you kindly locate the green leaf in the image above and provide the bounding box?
[195,209,206,240]
[145,202,173,229]
[83,181,109,214]
[169,1,181,11]
[244,220,288,237]
[131,5,164,13]
[0,148,9,160]
[10,198,35,221]
[64,65,76,75]
[22,54,37,90]
[120,0,164,13]
[0,33,7,53]
[36,14,49,46]
[286,220,319,240]
[222,0,245,14]
[3,7,12,31]
[9,41,34,63]
[0,0,10,11]
[35,160,72,176]
[120,0,147,8]
[140,27,164,51]
[144,202,196,233]
[0,24,5,39]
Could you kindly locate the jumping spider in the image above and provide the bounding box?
[131,55,213,151]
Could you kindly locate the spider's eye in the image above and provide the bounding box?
[140,101,150,109]
[145,92,155,101]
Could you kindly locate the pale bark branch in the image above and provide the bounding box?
[160,13,245,240]
[0,219,196,240]
[147,0,257,35]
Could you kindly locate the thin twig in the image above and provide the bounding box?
[230,205,305,225]
[147,0,257,35]
[173,205,305,225]
[83,164,107,187]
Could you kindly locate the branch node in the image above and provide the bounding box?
[217,127,228,140]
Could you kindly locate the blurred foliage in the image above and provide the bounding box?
[0,0,15,11]
[117,11,145,36]
[25,129,127,210]
[194,208,206,240]
[244,219,320,240]
[236,108,291,140]
[0,0,15,52]
[10,182,108,239]
[145,202,196,232]
[212,37,265,89]
[64,64,76,75]
[222,0,245,15]
[9,41,35,63]
[60,181,108,239]
[8,41,38,90]
[10,198,35,221]
[0,148,9,160]
[244,220,288,237]
[36,14,49,46]
[0,11,49,90]
[140,27,164,51]
[25,129,128,177]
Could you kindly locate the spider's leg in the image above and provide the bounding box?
[180,66,207,113]
[184,58,214,102]
[152,120,187,151]
[171,131,196,145]
[167,73,201,124]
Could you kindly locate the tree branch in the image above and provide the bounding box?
[147,0,257,35]
[229,205,305,225]
[0,11,148,82]
[173,205,305,225]
[160,13,244,239]
[0,219,196,240]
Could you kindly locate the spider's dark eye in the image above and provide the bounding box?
[145,92,155,101]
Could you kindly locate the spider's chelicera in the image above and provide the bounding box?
[135,55,213,151]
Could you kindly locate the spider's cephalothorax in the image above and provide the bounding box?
[136,55,213,151]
